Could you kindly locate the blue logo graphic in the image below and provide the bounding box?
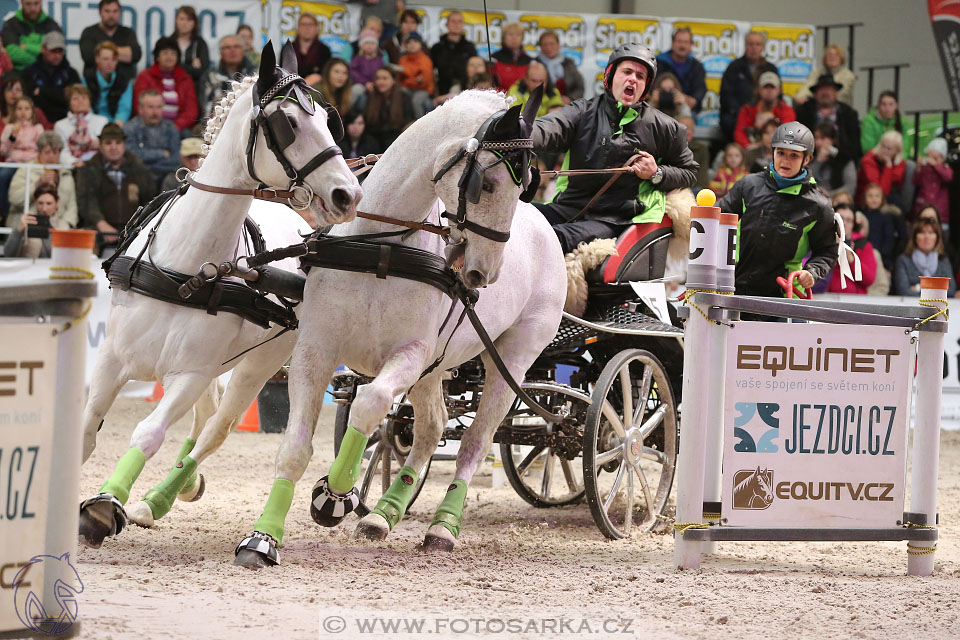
[733,402,780,453]
[13,553,83,636]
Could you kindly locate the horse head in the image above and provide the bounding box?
[754,467,773,502]
[433,87,544,290]
[247,40,362,225]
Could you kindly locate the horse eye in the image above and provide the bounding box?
[481,181,494,193]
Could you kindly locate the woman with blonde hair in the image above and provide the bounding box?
[491,22,531,91]
[794,44,856,106]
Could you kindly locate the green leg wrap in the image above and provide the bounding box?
[175,438,200,495]
[254,478,295,545]
[328,426,368,493]
[141,456,198,520]
[431,479,468,539]
[99,448,147,505]
[371,466,419,530]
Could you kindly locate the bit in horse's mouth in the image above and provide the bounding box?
[445,243,466,272]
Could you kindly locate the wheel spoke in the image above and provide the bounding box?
[594,442,625,467]
[638,405,667,440]
[516,445,546,478]
[633,463,655,525]
[358,443,383,501]
[602,461,626,511]
[634,364,653,428]
[600,400,626,438]
[540,449,556,500]
[618,364,633,430]
[559,457,581,494]
[624,470,635,535]
[642,447,668,465]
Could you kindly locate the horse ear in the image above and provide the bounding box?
[257,41,277,95]
[493,103,521,138]
[279,39,298,76]
[519,85,543,137]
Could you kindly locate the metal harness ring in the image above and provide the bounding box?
[288,183,315,210]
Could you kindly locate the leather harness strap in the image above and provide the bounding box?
[568,153,641,223]
[186,174,298,201]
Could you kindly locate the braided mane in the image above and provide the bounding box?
[198,75,258,168]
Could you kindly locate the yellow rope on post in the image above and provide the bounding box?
[702,513,722,520]
[682,289,733,327]
[49,265,95,281]
[914,298,948,331]
[673,522,710,534]
[906,543,937,556]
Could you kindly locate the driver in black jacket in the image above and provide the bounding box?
[531,44,698,254]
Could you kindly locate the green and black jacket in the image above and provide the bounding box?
[719,169,839,298]
[531,92,698,224]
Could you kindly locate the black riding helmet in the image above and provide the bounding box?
[771,121,815,157]
[603,44,657,101]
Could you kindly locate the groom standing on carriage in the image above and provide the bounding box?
[531,44,699,254]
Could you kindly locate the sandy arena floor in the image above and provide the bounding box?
[75,398,960,639]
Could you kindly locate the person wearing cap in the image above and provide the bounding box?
[913,137,953,220]
[77,122,157,251]
[22,31,80,123]
[294,12,332,86]
[78,0,142,77]
[530,43,698,255]
[719,31,778,144]
[795,73,862,162]
[161,137,202,192]
[349,29,386,94]
[733,71,795,148]
[507,61,564,118]
[0,0,62,71]
[124,89,181,185]
[718,121,838,299]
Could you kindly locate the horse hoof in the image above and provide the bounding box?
[78,494,127,548]
[310,476,361,527]
[127,501,155,528]
[234,531,278,568]
[421,533,455,553]
[354,515,389,542]
[178,473,205,503]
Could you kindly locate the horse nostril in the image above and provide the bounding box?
[463,269,486,289]
[331,188,353,211]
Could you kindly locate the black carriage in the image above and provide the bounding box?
[330,219,684,539]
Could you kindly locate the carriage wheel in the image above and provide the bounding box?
[583,349,677,539]
[499,383,588,508]
[332,403,431,511]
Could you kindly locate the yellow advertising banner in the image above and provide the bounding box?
[280,1,353,60]
[594,15,663,66]
[751,23,816,101]
[517,13,586,64]
[669,20,742,125]
[440,8,507,57]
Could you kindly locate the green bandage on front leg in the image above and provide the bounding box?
[371,466,419,530]
[142,456,198,520]
[175,438,199,495]
[254,478,295,545]
[99,448,147,505]
[431,479,468,538]
[327,426,368,493]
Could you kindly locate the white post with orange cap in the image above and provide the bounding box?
[908,276,948,576]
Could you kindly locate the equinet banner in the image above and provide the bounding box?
[721,322,914,528]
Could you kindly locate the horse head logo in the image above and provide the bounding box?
[13,552,84,635]
[732,467,775,510]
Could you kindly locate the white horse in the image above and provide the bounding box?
[78,42,362,548]
[195,88,566,568]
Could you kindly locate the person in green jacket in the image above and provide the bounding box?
[506,61,565,118]
[0,0,62,71]
[861,91,914,159]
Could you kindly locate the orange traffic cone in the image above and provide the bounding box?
[236,400,260,432]
[146,382,164,402]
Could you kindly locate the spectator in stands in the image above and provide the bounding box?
[430,11,478,102]
[719,30,777,144]
[818,202,876,294]
[913,138,953,223]
[398,32,434,119]
[78,0,141,76]
[338,109,381,158]
[160,136,200,192]
[734,71,795,148]
[492,22,532,92]
[858,130,906,206]
[0,94,43,217]
[124,89,181,185]
[294,12,331,86]
[354,0,400,39]
[349,16,384,58]
[84,41,133,126]
[23,32,80,123]
[744,118,779,173]
[894,219,956,296]
[709,142,747,196]
[0,38,13,75]
[655,27,706,113]
[202,35,255,119]
[236,24,259,67]
[363,66,413,150]
[7,130,76,228]
[861,181,902,271]
[384,9,420,63]
[3,183,60,258]
[468,73,493,91]
[794,45,855,107]
[350,30,385,95]
[77,123,156,250]
[537,31,583,103]
[507,61,564,118]
[171,5,209,113]
[860,91,914,159]
[809,121,856,198]
[796,74,862,162]
[317,58,355,116]
[649,72,692,120]
[1,0,61,71]
[133,38,198,135]
[465,56,488,85]
[55,84,108,165]
[677,115,710,190]
[0,74,50,129]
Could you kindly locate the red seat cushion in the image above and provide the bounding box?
[601,216,674,283]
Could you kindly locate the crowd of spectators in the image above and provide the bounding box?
[0,0,955,299]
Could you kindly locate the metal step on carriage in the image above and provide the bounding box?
[331,217,685,539]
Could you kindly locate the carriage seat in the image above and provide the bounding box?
[587,216,674,284]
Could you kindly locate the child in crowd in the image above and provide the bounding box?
[913,137,953,231]
[824,203,877,294]
[861,182,906,272]
[398,32,434,119]
[709,142,747,196]
[349,30,385,95]
[1,97,44,163]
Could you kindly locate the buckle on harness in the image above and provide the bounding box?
[177,262,220,299]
